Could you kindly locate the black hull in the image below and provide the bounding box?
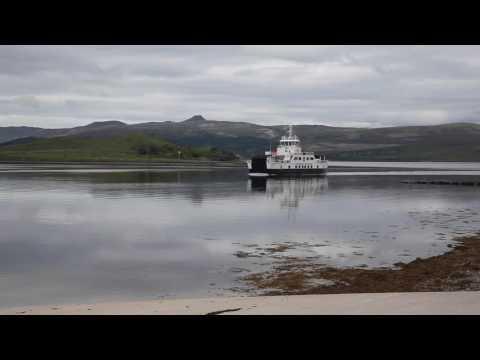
[249,168,328,177]
[248,155,327,177]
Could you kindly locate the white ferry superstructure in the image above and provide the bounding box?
[246,125,328,177]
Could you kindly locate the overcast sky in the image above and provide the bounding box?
[1,45,480,129]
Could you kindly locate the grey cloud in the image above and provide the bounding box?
[1,45,480,128]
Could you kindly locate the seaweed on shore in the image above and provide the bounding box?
[239,234,480,296]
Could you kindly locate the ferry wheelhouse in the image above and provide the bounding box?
[247,125,328,177]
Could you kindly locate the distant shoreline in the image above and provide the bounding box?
[0,159,246,168]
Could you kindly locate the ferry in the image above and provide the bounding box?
[247,125,328,177]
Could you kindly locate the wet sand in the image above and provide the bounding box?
[2,291,480,315]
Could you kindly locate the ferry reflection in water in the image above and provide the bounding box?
[248,177,328,210]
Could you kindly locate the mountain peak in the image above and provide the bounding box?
[184,115,207,122]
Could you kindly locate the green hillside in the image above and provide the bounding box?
[2,117,480,161]
[0,133,238,162]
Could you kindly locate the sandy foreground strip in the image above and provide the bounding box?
[2,291,480,315]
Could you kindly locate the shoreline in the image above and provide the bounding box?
[2,291,480,315]
[2,234,480,315]
[240,234,480,296]
[0,160,245,167]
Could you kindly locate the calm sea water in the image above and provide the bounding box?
[1,162,480,307]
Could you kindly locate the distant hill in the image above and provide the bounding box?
[0,132,238,162]
[0,126,46,143]
[1,116,480,161]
